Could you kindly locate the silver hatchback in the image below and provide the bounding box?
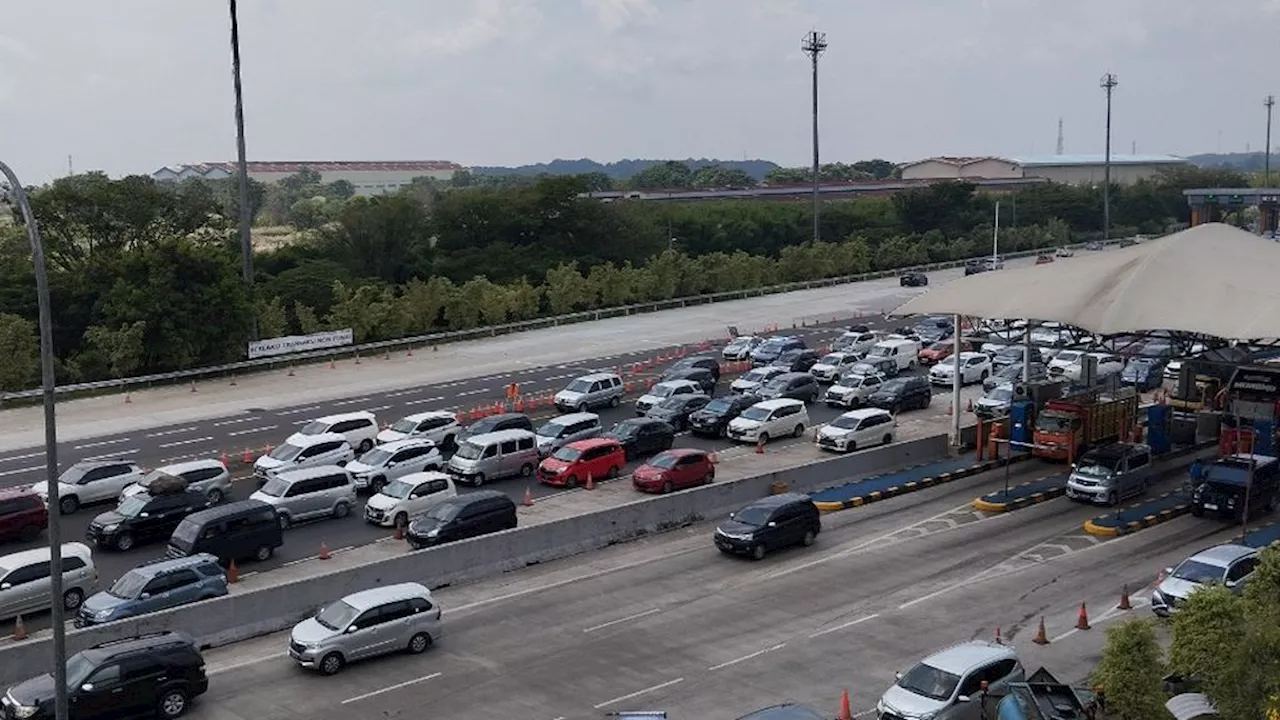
[289,582,443,675]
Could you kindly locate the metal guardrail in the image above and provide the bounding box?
[0,241,1119,403]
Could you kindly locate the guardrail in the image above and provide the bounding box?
[0,240,1122,403]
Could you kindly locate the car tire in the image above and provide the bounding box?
[751,544,767,561]
[255,545,273,561]
[704,470,714,485]
[370,476,387,495]
[158,687,189,719]
[980,370,989,381]
[883,434,893,446]
[62,588,84,611]
[662,481,674,494]
[566,475,579,488]
[358,439,373,454]
[845,442,857,453]
[333,502,350,519]
[891,403,902,416]
[801,530,816,547]
[18,524,41,542]
[407,632,433,654]
[441,434,458,452]
[472,473,487,487]
[793,424,805,438]
[393,513,409,530]
[206,487,224,504]
[59,496,79,515]
[114,533,135,552]
[758,432,770,445]
[1266,493,1277,513]
[577,403,588,413]
[319,652,344,676]
[610,395,621,408]
[608,466,620,479]
[1107,491,1118,507]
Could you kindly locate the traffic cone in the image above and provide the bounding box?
[241,447,254,464]
[262,443,273,457]
[1117,584,1133,611]
[585,473,595,491]
[1075,602,1091,630]
[756,437,766,454]
[406,345,414,357]
[219,452,230,468]
[226,560,239,584]
[189,380,197,393]
[994,627,1003,645]
[837,689,852,720]
[1032,617,1049,645]
[967,399,974,412]
[523,485,534,507]
[124,390,132,404]
[329,357,336,370]
[393,523,404,541]
[12,615,26,641]
[1156,567,1167,584]
[318,541,332,560]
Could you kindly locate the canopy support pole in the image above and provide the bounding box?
[952,314,963,448]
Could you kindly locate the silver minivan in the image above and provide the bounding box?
[1065,442,1153,506]
[0,542,97,620]
[534,412,602,456]
[446,429,539,486]
[553,372,624,413]
[249,465,358,528]
[288,582,442,676]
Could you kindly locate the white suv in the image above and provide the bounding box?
[726,398,810,444]
[824,373,885,409]
[120,458,233,504]
[363,471,459,528]
[344,438,444,494]
[289,411,380,454]
[253,432,355,483]
[816,408,896,453]
[33,459,145,515]
[635,380,703,415]
[809,352,864,383]
[376,410,461,451]
[929,352,992,386]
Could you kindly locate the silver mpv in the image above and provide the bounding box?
[289,582,442,675]
[249,465,358,528]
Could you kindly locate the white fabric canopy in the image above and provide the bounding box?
[891,223,1280,339]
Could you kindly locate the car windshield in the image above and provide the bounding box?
[758,339,787,353]
[268,443,303,461]
[1055,351,1083,364]
[1036,413,1074,432]
[65,652,98,690]
[867,345,892,358]
[763,377,791,392]
[565,379,593,394]
[537,423,568,438]
[879,379,908,393]
[379,479,416,499]
[107,570,149,599]
[648,453,679,470]
[651,384,681,399]
[738,406,771,422]
[928,342,950,351]
[314,600,360,631]
[116,496,149,517]
[742,369,772,383]
[298,420,329,436]
[169,519,199,548]
[778,350,802,362]
[935,356,959,368]
[850,364,879,376]
[829,415,863,430]
[359,448,394,467]
[732,506,773,526]
[390,418,419,434]
[995,348,1022,360]
[453,442,484,460]
[552,446,582,462]
[609,422,640,439]
[996,365,1023,379]
[425,502,461,522]
[655,396,688,411]
[703,398,734,414]
[1173,559,1225,584]
[897,662,962,701]
[258,477,289,498]
[726,338,750,351]
[819,354,844,365]
[987,387,1014,402]
[1074,462,1115,477]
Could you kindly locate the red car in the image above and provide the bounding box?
[632,449,715,494]
[538,438,626,487]
[0,488,48,543]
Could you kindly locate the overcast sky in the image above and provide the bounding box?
[0,0,1272,183]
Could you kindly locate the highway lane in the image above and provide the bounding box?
[182,463,1241,720]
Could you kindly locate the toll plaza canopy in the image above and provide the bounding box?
[890,223,1280,340]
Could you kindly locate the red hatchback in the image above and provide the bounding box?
[538,438,626,487]
[0,488,48,543]
[632,449,715,494]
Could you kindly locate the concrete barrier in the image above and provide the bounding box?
[0,433,949,686]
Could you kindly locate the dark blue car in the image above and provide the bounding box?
[1121,357,1167,391]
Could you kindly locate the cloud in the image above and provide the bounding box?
[397,0,541,57]
[580,0,659,33]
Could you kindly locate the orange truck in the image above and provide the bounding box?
[1032,389,1139,461]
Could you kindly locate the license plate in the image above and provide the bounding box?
[1204,503,1218,511]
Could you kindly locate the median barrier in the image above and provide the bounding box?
[810,451,1033,512]
[1081,444,1218,537]
[0,432,949,688]
[972,473,1069,513]
[1243,520,1280,548]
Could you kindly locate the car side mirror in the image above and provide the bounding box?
[140,592,151,599]
[0,583,10,590]
[767,521,777,528]
[346,625,359,633]
[894,671,903,680]
[958,695,971,703]
[80,683,94,693]
[1225,579,1239,588]
[1164,567,1174,577]
[140,512,150,517]
[385,461,397,468]
[337,460,347,467]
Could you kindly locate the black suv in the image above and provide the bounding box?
[660,366,717,394]
[3,631,208,719]
[667,355,722,382]
[714,493,821,560]
[605,418,675,461]
[87,489,212,551]
[687,394,758,438]
[757,372,821,403]
[771,349,821,373]
[865,376,933,413]
[963,259,988,276]
[899,271,928,287]
[1191,454,1280,520]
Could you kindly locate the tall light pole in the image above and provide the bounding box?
[229,0,256,337]
[1100,73,1118,241]
[802,30,827,243]
[1265,95,1275,188]
[0,161,68,720]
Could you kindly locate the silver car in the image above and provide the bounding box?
[553,372,624,413]
[534,412,602,456]
[878,641,1024,720]
[0,542,97,620]
[249,465,358,529]
[288,582,443,675]
[120,458,233,504]
[1151,544,1259,617]
[343,438,443,494]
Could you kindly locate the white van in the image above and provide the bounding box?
[865,338,922,372]
[288,411,380,454]
[726,398,811,445]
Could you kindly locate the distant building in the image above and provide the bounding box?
[151,160,465,196]
[899,154,1189,186]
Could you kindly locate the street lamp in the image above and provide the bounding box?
[1100,73,1118,241]
[0,160,68,720]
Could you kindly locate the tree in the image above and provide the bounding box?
[1091,618,1167,720]
[691,165,757,188]
[326,281,405,343]
[0,313,38,391]
[83,321,147,380]
[321,196,432,284]
[255,297,288,338]
[293,302,321,334]
[544,262,592,314]
[629,161,694,189]
[505,277,542,320]
[399,277,454,333]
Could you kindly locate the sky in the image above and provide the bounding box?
[0,0,1274,183]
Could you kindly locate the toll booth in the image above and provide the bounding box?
[1219,366,1280,456]
[1184,188,1280,233]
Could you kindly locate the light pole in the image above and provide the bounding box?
[229,0,256,337]
[801,30,827,243]
[1265,95,1274,188]
[0,160,68,720]
[1100,73,1118,241]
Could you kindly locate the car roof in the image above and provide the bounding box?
[403,410,458,423]
[440,489,510,507]
[774,372,812,381]
[1188,543,1256,566]
[0,542,93,571]
[652,379,700,391]
[737,704,828,720]
[313,410,376,424]
[181,499,274,524]
[466,428,535,444]
[564,437,621,451]
[841,408,892,420]
[957,352,987,360]
[0,486,40,501]
[271,465,350,483]
[287,432,348,447]
[655,447,706,459]
[86,631,196,659]
[339,582,432,611]
[67,458,138,471]
[753,398,805,409]
[741,492,812,510]
[547,412,600,425]
[130,553,221,577]
[374,437,438,452]
[158,458,226,475]
[1082,442,1150,461]
[919,641,1017,675]
[576,371,621,381]
[395,471,452,486]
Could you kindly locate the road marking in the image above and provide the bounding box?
[439,381,465,389]
[158,436,214,449]
[207,651,286,675]
[83,449,138,460]
[593,677,684,709]
[583,608,662,633]
[213,416,260,426]
[0,465,41,477]
[330,396,371,406]
[808,613,880,639]
[0,451,49,464]
[161,454,200,465]
[366,404,392,412]
[457,387,490,397]
[708,643,786,671]
[385,388,426,398]
[228,425,279,437]
[341,672,443,705]
[276,405,321,416]
[74,437,131,450]
[145,426,199,438]
[404,396,446,406]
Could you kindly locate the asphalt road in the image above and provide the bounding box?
[181,464,1246,720]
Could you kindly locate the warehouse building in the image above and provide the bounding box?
[151,160,465,196]
[899,154,1189,185]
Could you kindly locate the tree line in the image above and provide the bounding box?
[0,163,1246,390]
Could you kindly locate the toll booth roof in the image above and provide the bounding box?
[1206,454,1280,485]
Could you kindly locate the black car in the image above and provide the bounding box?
[770,348,821,373]
[984,361,1048,392]
[667,355,722,381]
[757,372,821,403]
[846,324,871,334]
[644,394,712,432]
[1085,241,1105,250]
[1117,238,1137,248]
[88,489,211,552]
[660,366,717,394]
[2,631,208,720]
[714,493,821,560]
[865,376,933,413]
[1191,455,1280,521]
[405,490,517,549]
[687,394,758,437]
[964,259,989,276]
[900,271,928,287]
[605,418,676,461]
[460,412,533,439]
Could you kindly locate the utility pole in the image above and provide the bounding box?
[229,0,257,338]
[1265,95,1275,187]
[1100,73,1118,241]
[1055,118,1064,155]
[801,30,827,243]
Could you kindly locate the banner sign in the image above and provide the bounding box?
[248,328,354,360]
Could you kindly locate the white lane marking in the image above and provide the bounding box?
[158,436,214,449]
[366,404,392,412]
[145,426,199,438]
[583,608,662,633]
[73,437,131,450]
[340,672,443,705]
[439,381,465,389]
[707,643,787,671]
[83,449,139,460]
[331,396,371,407]
[404,396,446,406]
[545,373,577,382]
[207,651,286,676]
[457,387,490,397]
[0,451,48,464]
[213,416,260,427]
[808,613,880,639]
[1051,596,1150,643]
[385,388,427,398]
[228,425,279,437]
[0,465,41,477]
[161,454,199,465]
[593,677,685,709]
[276,405,321,416]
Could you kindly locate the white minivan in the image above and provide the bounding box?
[865,338,922,372]
[253,432,355,483]
[815,408,896,453]
[726,398,811,445]
[363,471,458,528]
[288,411,380,454]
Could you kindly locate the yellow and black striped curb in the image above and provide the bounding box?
[1083,491,1192,537]
[812,453,1032,512]
[971,475,1068,513]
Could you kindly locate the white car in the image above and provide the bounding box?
[1151,544,1259,617]
[363,471,458,528]
[120,458,232,504]
[635,380,703,414]
[288,410,380,454]
[928,352,992,386]
[1046,349,1086,376]
[730,366,788,395]
[376,410,461,450]
[721,336,763,361]
[726,398,810,444]
[1049,351,1124,381]
[809,352,864,383]
[344,438,444,494]
[33,459,145,515]
[253,432,355,483]
[830,331,880,355]
[815,408,896,453]
[824,373,886,409]
[1055,246,1074,258]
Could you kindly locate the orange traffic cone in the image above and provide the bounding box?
[1076,602,1091,630]
[318,541,331,560]
[393,522,405,541]
[756,437,766,454]
[1032,617,1049,645]
[226,560,239,584]
[967,399,974,412]
[523,485,534,507]
[241,447,254,464]
[994,627,1003,645]
[585,473,595,491]
[837,689,852,720]
[12,615,26,641]
[219,452,230,468]
[1117,584,1133,611]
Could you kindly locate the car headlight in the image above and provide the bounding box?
[102,523,119,533]
[94,608,114,620]
[11,704,38,719]
[426,528,440,537]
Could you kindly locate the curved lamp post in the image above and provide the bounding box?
[0,160,68,720]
